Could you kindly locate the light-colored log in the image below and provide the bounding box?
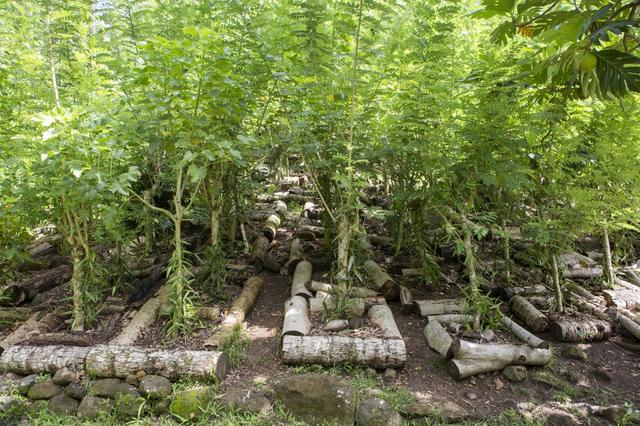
[364,260,399,301]
[367,304,401,339]
[309,291,334,312]
[416,299,462,317]
[399,286,415,313]
[550,319,612,342]
[309,281,379,298]
[448,358,510,380]
[86,345,229,380]
[449,339,552,365]
[513,285,547,296]
[509,295,549,332]
[291,261,313,299]
[570,295,610,322]
[0,345,90,374]
[281,335,406,368]
[0,311,64,350]
[563,267,603,279]
[501,316,548,348]
[111,285,170,346]
[423,321,452,356]
[283,296,311,337]
[262,213,281,242]
[619,314,640,341]
[617,307,640,325]
[426,314,474,325]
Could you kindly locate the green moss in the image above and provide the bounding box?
[169,387,214,420]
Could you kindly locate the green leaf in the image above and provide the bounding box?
[594,50,640,97]
[490,21,516,44]
[187,164,207,182]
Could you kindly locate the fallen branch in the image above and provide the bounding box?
[5,264,72,305]
[509,295,549,332]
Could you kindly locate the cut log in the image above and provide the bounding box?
[423,321,452,356]
[85,345,229,380]
[513,285,547,296]
[426,314,474,325]
[563,267,603,279]
[111,285,170,346]
[500,316,548,349]
[570,296,610,322]
[204,276,264,349]
[5,264,72,305]
[616,307,640,325]
[0,345,90,374]
[561,252,597,269]
[0,307,36,322]
[611,336,640,353]
[567,283,607,307]
[195,306,221,321]
[308,281,379,298]
[367,304,401,339]
[509,295,549,332]
[281,335,406,369]
[295,224,324,241]
[364,260,399,301]
[448,358,511,380]
[249,235,270,266]
[25,332,93,347]
[127,264,166,306]
[291,261,313,299]
[286,238,305,275]
[416,299,462,317]
[369,235,393,248]
[0,311,65,350]
[448,339,552,365]
[399,286,415,314]
[282,296,311,337]
[619,314,640,341]
[262,214,281,242]
[302,201,317,219]
[550,319,612,342]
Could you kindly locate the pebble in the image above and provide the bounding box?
[465,392,478,400]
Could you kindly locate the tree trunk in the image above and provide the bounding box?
[204,276,263,348]
[448,358,511,380]
[448,339,552,364]
[550,319,612,342]
[281,335,406,369]
[111,285,170,346]
[70,249,85,332]
[262,214,281,242]
[500,316,548,348]
[416,299,462,317]
[551,254,563,313]
[423,321,452,356]
[282,296,311,337]
[0,311,65,350]
[5,264,72,305]
[367,304,401,339]
[619,314,640,341]
[0,345,90,374]
[364,260,399,301]
[509,295,550,332]
[291,261,313,299]
[25,332,93,347]
[426,314,475,325]
[85,345,229,380]
[603,227,615,287]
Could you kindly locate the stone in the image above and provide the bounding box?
[324,319,349,332]
[542,412,579,426]
[404,399,434,418]
[503,366,528,382]
[126,374,139,386]
[273,374,356,425]
[383,368,396,382]
[365,367,378,378]
[0,395,26,418]
[48,394,78,416]
[64,382,87,400]
[222,388,271,416]
[52,367,78,386]
[356,398,402,426]
[26,400,48,415]
[595,405,627,423]
[16,374,38,396]
[169,387,214,419]
[153,399,171,416]
[349,316,363,329]
[464,392,477,400]
[115,394,145,419]
[139,375,172,399]
[92,378,139,398]
[436,401,469,423]
[563,346,588,361]
[363,388,385,400]
[481,329,495,342]
[592,367,612,383]
[28,381,62,400]
[77,396,114,419]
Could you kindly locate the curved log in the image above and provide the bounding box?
[364,260,399,301]
[367,304,401,339]
[283,296,311,337]
[509,295,549,332]
[550,319,612,342]
[0,345,90,374]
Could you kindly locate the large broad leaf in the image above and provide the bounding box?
[595,49,640,97]
[471,0,516,18]
[490,21,517,44]
[590,20,639,44]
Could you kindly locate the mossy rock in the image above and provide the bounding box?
[115,393,146,419]
[169,387,215,420]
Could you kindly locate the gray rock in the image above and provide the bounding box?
[324,319,349,332]
[542,412,580,426]
[363,388,385,400]
[169,387,214,419]
[481,329,495,342]
[563,346,588,361]
[26,400,48,415]
[139,375,172,399]
[77,396,114,419]
[16,374,38,396]
[595,405,627,423]
[503,366,528,382]
[592,367,612,383]
[274,374,356,425]
[383,368,396,382]
[222,388,271,416]
[446,323,462,334]
[48,394,78,416]
[437,401,469,423]
[28,381,63,400]
[404,399,434,418]
[126,374,139,386]
[349,316,363,329]
[356,398,402,426]
[0,395,26,418]
[115,394,145,418]
[64,382,87,400]
[52,367,77,385]
[92,378,139,398]
[365,367,378,378]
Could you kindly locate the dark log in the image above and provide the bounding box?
[610,336,640,353]
[127,264,166,306]
[98,312,122,342]
[0,311,65,350]
[550,319,612,342]
[25,332,93,347]
[17,255,69,273]
[5,264,72,305]
[295,224,324,241]
[285,238,305,275]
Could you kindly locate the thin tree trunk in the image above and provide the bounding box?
[603,227,615,287]
[551,254,563,313]
[70,248,85,332]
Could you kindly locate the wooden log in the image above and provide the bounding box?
[0,345,90,374]
[369,235,393,248]
[500,316,548,348]
[262,214,281,242]
[401,268,421,277]
[563,267,603,279]
[204,276,263,349]
[624,270,640,287]
[619,314,640,341]
[423,321,452,356]
[416,299,462,317]
[0,311,65,350]
[426,314,474,325]
[611,336,640,353]
[295,224,324,241]
[308,292,365,316]
[273,200,288,215]
[85,345,229,380]
[25,332,93,347]
[17,255,69,273]
[286,238,305,275]
[281,335,406,369]
[513,285,547,296]
[308,281,379,298]
[448,339,552,365]
[399,286,415,314]
[5,264,72,305]
[570,296,610,322]
[282,296,311,337]
[98,313,122,342]
[509,295,549,332]
[195,306,221,321]
[364,260,399,301]
[0,307,36,322]
[448,358,511,380]
[617,307,640,325]
[550,319,612,342]
[367,304,401,339]
[247,210,275,221]
[249,235,270,266]
[111,285,170,346]
[302,201,317,219]
[291,261,313,299]
[226,263,259,282]
[127,265,166,306]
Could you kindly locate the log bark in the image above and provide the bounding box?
[281,335,406,369]
[611,336,640,353]
[509,295,550,332]
[416,299,462,317]
[204,276,263,348]
[226,263,259,282]
[127,265,166,306]
[309,281,379,298]
[448,358,509,380]
[399,286,415,314]
[448,339,552,365]
[111,285,170,346]
[0,311,65,350]
[501,316,548,348]
[5,264,72,305]
[0,308,36,322]
[262,213,281,242]
[286,238,305,275]
[401,268,421,277]
[563,267,603,279]
[616,307,640,325]
[513,285,547,296]
[619,314,640,341]
[291,260,313,299]
[25,332,93,347]
[423,321,452,356]
[247,210,275,221]
[0,345,90,374]
[17,255,69,273]
[569,295,610,322]
[367,304,401,339]
[85,345,229,380]
[283,296,311,337]
[364,261,399,301]
[249,235,270,266]
[295,224,324,241]
[426,314,475,325]
[550,319,612,342]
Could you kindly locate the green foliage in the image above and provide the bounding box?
[220,327,251,368]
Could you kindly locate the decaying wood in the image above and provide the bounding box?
[281,335,406,368]
[0,311,65,350]
[282,296,311,337]
[295,224,324,241]
[426,314,474,325]
[513,285,547,296]
[619,314,640,341]
[416,299,462,317]
[249,235,270,266]
[98,313,122,342]
[291,260,313,299]
[567,283,607,306]
[86,345,229,380]
[111,285,170,346]
[611,336,640,353]
[367,304,401,339]
[550,319,612,342]
[127,265,166,306]
[624,270,640,287]
[563,267,603,279]
[423,321,452,356]
[308,281,379,298]
[561,252,597,269]
[570,296,610,322]
[17,255,69,273]
[262,214,281,242]
[5,264,73,305]
[501,316,548,349]
[364,260,399,301]
[509,295,549,332]
[25,332,93,347]
[247,210,275,221]
[0,345,90,374]
[399,285,415,314]
[195,306,221,321]
[204,276,264,349]
[286,238,305,275]
[0,307,36,322]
